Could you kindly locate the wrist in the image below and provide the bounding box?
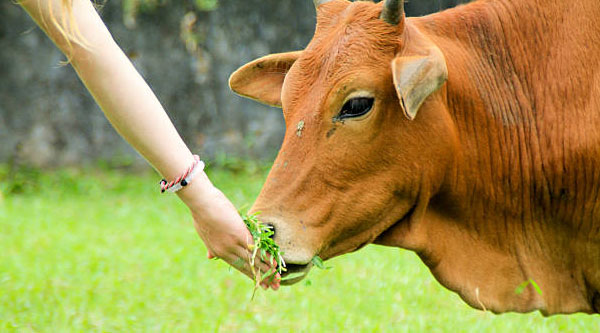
[160,155,204,193]
[175,170,216,209]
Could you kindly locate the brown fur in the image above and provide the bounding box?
[229,0,600,314]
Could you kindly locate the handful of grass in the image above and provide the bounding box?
[241,212,286,297]
[241,212,330,297]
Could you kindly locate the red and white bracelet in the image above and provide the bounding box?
[159,154,205,193]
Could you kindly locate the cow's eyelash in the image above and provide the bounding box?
[337,97,374,120]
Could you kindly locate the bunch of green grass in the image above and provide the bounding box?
[241,212,286,297]
[241,212,331,297]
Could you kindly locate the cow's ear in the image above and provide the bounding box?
[392,42,447,120]
[229,51,301,108]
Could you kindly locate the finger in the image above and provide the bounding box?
[256,254,282,286]
[257,254,278,272]
[231,247,266,281]
[247,248,273,271]
[258,267,280,288]
[265,272,281,290]
[267,280,280,290]
[221,251,254,280]
[254,260,273,280]
[271,281,280,291]
[225,246,279,286]
[262,253,277,267]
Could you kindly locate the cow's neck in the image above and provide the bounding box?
[389,0,600,314]
[424,0,600,242]
[416,0,600,242]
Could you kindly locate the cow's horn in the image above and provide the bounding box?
[380,0,404,25]
[314,0,333,8]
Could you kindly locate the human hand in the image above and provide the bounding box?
[177,172,281,290]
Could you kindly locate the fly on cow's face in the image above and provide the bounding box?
[336,96,375,121]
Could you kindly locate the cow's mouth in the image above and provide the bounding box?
[280,262,313,285]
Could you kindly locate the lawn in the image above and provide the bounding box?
[0,165,597,332]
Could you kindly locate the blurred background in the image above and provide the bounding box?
[0,0,470,169]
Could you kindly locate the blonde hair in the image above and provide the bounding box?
[32,0,91,59]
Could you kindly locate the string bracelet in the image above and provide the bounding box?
[160,154,205,193]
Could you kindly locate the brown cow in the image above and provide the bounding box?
[229,0,600,315]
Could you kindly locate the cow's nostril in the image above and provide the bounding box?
[265,223,276,238]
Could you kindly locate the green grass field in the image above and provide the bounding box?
[0,166,598,332]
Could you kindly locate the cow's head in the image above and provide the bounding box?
[230,0,456,283]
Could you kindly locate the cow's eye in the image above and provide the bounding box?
[338,97,374,119]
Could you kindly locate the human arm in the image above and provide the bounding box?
[19,0,280,289]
